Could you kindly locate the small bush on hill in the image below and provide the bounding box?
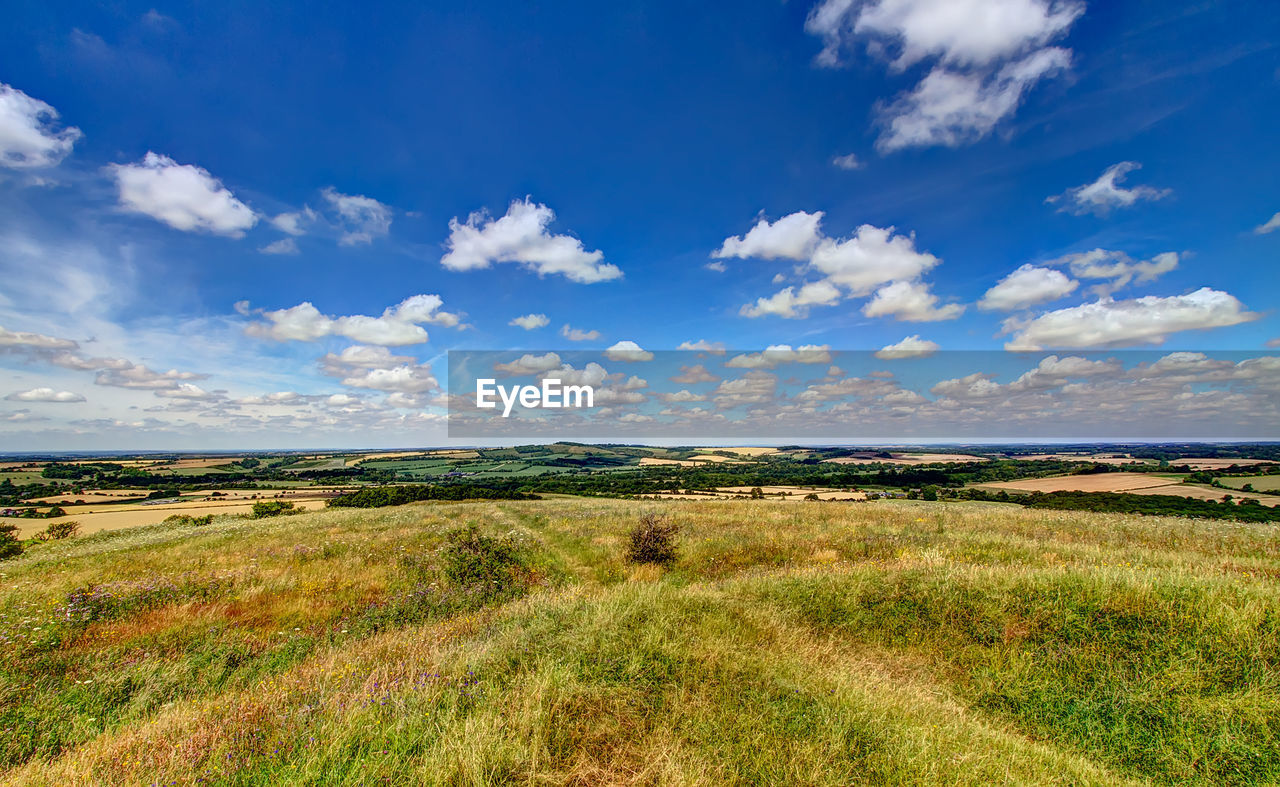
[36,520,79,541]
[625,513,680,566]
[163,514,214,527]
[442,525,532,597]
[251,500,298,519]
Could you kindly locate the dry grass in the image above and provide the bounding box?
[1,498,1277,785]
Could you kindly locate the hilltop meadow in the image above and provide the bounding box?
[0,496,1277,785]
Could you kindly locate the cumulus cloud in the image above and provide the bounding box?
[978,263,1078,311]
[322,188,392,245]
[0,326,78,352]
[676,339,726,354]
[805,0,1081,151]
[1254,212,1280,235]
[720,212,950,321]
[340,364,439,393]
[604,341,654,362]
[809,224,941,295]
[95,362,208,390]
[726,345,832,369]
[1049,248,1179,295]
[560,324,600,342]
[108,152,258,236]
[319,345,414,375]
[271,211,310,236]
[509,313,549,331]
[1047,162,1171,216]
[494,352,563,375]
[875,335,940,359]
[259,238,299,255]
[1003,288,1258,350]
[247,294,461,346]
[5,387,85,402]
[713,370,779,407]
[740,281,842,318]
[0,83,82,169]
[863,281,964,321]
[713,211,824,261]
[670,364,720,384]
[442,198,621,283]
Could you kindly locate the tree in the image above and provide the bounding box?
[749,487,765,500]
[922,485,939,501]
[0,524,22,560]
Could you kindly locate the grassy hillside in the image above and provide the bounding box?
[1,498,1277,785]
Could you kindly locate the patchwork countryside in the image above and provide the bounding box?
[4,0,1280,784]
[1,443,1279,783]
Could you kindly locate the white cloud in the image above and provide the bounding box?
[0,326,78,351]
[1047,162,1171,216]
[658,389,707,403]
[713,370,779,407]
[509,313,550,331]
[877,48,1070,152]
[809,224,941,295]
[671,364,720,384]
[95,363,207,390]
[442,198,621,283]
[740,281,842,319]
[1254,212,1280,235]
[259,238,299,255]
[271,211,310,236]
[5,387,85,402]
[605,341,654,362]
[0,83,82,169]
[713,211,824,261]
[340,364,439,394]
[108,152,258,237]
[807,0,1082,69]
[805,0,1080,151]
[322,188,392,245]
[494,352,563,375]
[831,153,863,170]
[863,281,964,321]
[560,324,600,342]
[875,335,940,359]
[718,214,949,320]
[978,263,1077,311]
[155,383,218,401]
[247,294,461,346]
[1004,288,1259,350]
[1267,338,1280,349]
[726,345,832,369]
[319,345,414,374]
[676,339,726,354]
[1050,249,1179,295]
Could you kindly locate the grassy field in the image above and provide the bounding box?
[0,498,1277,784]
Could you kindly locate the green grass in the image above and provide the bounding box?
[1,498,1277,784]
[1221,475,1280,492]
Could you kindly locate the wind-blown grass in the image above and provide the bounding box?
[1,498,1277,784]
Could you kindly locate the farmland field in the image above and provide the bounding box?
[976,472,1184,494]
[1221,475,1280,492]
[1,497,1277,784]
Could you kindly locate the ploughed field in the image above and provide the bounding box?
[1,498,1278,785]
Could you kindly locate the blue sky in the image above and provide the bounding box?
[0,0,1277,449]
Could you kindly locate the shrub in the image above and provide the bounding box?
[37,520,79,541]
[625,513,680,566]
[442,525,530,595]
[251,500,298,519]
[163,514,214,527]
[0,524,22,560]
